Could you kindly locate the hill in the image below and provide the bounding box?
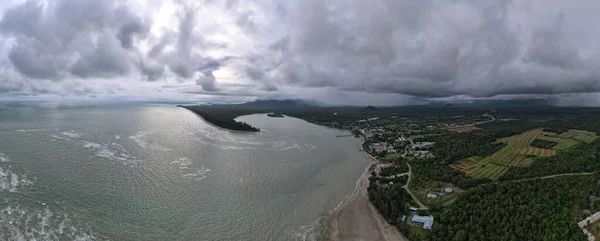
[359,106,379,112]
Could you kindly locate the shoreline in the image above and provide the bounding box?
[322,144,408,241]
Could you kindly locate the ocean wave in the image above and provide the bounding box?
[171,158,211,181]
[269,142,317,152]
[129,131,172,152]
[61,131,82,139]
[0,205,103,241]
[289,217,326,241]
[182,166,211,181]
[0,166,33,192]
[0,153,9,162]
[15,128,57,133]
[170,157,192,169]
[82,141,137,165]
[191,137,256,150]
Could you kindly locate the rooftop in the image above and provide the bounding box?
[412,215,434,229]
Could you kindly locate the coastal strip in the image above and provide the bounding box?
[179,106,260,133]
[323,152,408,241]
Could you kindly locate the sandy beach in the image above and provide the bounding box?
[323,163,408,241]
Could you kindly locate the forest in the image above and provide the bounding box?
[430,174,600,241]
[530,139,557,149]
[367,173,412,227]
[415,132,504,164]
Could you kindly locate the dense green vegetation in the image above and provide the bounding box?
[410,160,488,189]
[432,175,600,241]
[409,132,505,189]
[530,139,557,149]
[379,164,409,176]
[181,106,260,132]
[368,173,412,227]
[416,132,504,163]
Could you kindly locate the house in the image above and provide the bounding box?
[409,207,418,212]
[412,142,435,149]
[445,187,454,193]
[426,193,438,199]
[370,142,389,153]
[412,215,434,229]
[401,215,407,222]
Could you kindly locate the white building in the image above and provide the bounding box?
[445,187,454,193]
[412,215,434,229]
[426,193,438,199]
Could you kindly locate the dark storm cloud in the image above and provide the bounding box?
[257,0,600,98]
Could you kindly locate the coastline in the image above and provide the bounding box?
[322,144,408,241]
[182,108,260,134]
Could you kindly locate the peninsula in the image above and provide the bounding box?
[267,113,284,118]
[179,106,260,132]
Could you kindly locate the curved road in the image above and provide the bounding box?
[403,162,428,210]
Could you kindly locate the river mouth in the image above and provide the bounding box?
[0,106,372,240]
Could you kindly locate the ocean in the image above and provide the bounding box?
[0,104,372,241]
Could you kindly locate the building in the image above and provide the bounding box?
[426,193,438,199]
[412,215,434,229]
[412,142,435,149]
[445,187,454,193]
[387,146,397,153]
[370,142,388,153]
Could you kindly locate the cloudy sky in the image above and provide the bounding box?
[0,0,600,105]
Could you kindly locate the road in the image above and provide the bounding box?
[449,110,496,129]
[403,162,428,210]
[503,172,594,183]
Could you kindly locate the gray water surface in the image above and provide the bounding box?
[0,105,372,241]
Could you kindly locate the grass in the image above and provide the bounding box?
[559,129,597,143]
[380,153,401,162]
[411,173,463,205]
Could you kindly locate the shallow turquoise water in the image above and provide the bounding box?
[0,105,372,241]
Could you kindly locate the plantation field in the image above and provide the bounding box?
[536,135,578,150]
[451,129,554,180]
[558,129,597,143]
[452,129,598,180]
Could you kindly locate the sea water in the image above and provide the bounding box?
[0,105,372,241]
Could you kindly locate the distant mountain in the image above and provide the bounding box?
[424,99,552,108]
[208,99,317,109]
[359,106,379,112]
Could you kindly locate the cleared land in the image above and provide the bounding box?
[448,125,481,133]
[450,129,593,180]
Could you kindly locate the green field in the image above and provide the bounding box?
[558,129,597,143]
[452,129,554,180]
[452,129,598,180]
